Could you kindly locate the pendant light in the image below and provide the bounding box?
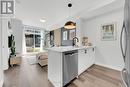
[64,2,76,30]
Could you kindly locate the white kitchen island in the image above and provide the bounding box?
[48,46,95,87]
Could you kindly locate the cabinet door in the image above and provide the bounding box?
[78,48,95,75]
[78,49,89,75]
[87,48,95,67]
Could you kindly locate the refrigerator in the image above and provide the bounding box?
[120,0,130,87]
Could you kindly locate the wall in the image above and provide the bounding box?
[0,18,4,87]
[1,18,9,70]
[54,29,61,46]
[82,9,124,71]
[11,19,24,54]
[22,29,26,54]
[76,19,83,46]
[50,18,83,46]
[61,27,73,46]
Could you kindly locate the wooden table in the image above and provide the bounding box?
[10,55,21,66]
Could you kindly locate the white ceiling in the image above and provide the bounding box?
[80,0,124,20]
[15,0,123,30]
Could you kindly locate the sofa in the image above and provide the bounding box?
[36,52,48,66]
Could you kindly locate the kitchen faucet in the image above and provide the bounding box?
[72,37,79,46]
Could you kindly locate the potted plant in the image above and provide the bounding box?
[10,35,16,57]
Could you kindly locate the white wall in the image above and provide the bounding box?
[22,29,26,54]
[1,18,9,70]
[0,18,4,87]
[82,9,124,71]
[11,19,24,54]
[76,19,84,46]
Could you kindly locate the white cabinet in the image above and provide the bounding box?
[48,51,63,87]
[78,47,95,75]
[48,46,95,87]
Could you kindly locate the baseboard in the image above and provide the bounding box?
[0,79,4,87]
[3,65,9,70]
[78,64,94,75]
[95,62,123,71]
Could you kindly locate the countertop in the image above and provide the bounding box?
[47,46,95,52]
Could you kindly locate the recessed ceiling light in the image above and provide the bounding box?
[40,19,46,23]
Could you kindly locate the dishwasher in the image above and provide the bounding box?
[63,50,78,86]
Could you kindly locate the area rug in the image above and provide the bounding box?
[26,55,38,65]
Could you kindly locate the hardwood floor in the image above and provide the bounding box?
[3,56,124,87]
[3,56,53,87]
[70,65,124,87]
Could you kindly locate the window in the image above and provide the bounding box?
[24,25,43,53]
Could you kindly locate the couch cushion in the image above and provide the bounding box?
[39,55,48,60]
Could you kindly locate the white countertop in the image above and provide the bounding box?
[47,46,95,52]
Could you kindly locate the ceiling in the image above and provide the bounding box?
[80,0,124,20]
[15,0,123,30]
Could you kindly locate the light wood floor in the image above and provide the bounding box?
[3,57,124,87]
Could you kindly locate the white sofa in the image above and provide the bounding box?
[36,52,48,66]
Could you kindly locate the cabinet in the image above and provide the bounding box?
[78,47,95,75]
[48,46,95,87]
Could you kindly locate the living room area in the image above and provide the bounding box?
[1,17,51,87]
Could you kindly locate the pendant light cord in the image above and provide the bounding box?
[64,0,76,29]
[68,0,72,18]
[68,0,71,17]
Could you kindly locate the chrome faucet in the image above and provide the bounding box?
[72,37,79,46]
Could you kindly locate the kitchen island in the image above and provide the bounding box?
[48,46,95,87]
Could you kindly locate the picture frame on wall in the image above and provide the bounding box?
[101,22,117,41]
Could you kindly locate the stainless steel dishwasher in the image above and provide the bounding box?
[63,50,78,86]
